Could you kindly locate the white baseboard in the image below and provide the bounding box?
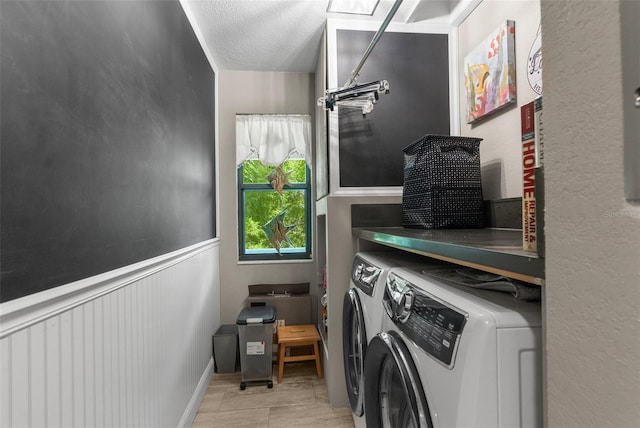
[179,357,215,428]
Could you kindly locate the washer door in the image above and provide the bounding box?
[342,288,367,416]
[364,331,433,428]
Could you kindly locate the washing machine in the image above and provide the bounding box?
[342,251,442,428]
[364,265,542,428]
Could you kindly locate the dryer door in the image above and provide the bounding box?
[343,288,367,416]
[364,331,433,428]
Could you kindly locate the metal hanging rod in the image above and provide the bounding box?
[319,0,404,115]
[344,0,404,88]
[320,80,389,115]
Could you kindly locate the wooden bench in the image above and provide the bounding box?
[276,324,323,383]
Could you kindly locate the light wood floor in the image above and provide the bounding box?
[192,362,355,428]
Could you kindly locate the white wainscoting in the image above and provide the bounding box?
[0,240,220,428]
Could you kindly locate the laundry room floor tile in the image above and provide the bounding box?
[195,386,226,413]
[191,362,354,428]
[267,402,354,427]
[192,408,269,428]
[218,381,316,411]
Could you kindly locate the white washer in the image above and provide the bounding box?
[343,251,434,428]
[364,264,542,428]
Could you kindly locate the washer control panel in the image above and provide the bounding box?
[384,272,467,368]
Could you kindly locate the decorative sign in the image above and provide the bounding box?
[528,25,543,95]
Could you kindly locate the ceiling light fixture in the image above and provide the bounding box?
[327,0,380,16]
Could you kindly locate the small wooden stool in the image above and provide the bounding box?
[277,324,323,383]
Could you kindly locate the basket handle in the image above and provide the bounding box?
[438,144,476,155]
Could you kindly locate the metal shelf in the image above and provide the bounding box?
[353,227,545,285]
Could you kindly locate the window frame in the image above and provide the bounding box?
[237,162,312,262]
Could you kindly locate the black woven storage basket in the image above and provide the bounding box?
[402,134,485,229]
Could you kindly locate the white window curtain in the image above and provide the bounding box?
[236,114,312,167]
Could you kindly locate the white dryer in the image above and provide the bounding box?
[364,265,542,428]
[343,251,439,428]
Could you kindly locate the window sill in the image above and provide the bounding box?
[237,258,314,266]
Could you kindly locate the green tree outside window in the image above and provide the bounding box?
[238,159,311,260]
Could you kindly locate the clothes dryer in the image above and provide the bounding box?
[364,265,542,428]
[343,251,440,428]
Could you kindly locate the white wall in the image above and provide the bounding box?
[217,71,318,324]
[541,1,640,426]
[0,241,221,428]
[457,0,541,200]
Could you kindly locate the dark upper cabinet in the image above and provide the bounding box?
[335,29,450,188]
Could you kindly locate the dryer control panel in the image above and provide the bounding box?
[351,256,381,297]
[384,272,467,368]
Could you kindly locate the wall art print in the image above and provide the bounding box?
[464,20,517,124]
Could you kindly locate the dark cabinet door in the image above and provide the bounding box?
[337,30,450,188]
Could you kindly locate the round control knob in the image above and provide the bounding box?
[394,289,413,323]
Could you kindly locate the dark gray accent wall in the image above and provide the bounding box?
[0,1,216,302]
[337,30,450,187]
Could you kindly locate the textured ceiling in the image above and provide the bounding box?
[185,0,463,73]
[185,0,330,72]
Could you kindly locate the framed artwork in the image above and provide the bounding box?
[464,20,517,124]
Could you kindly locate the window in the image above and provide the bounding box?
[236,114,312,261]
[238,159,311,261]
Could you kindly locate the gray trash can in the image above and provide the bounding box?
[213,324,239,373]
[236,305,276,390]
